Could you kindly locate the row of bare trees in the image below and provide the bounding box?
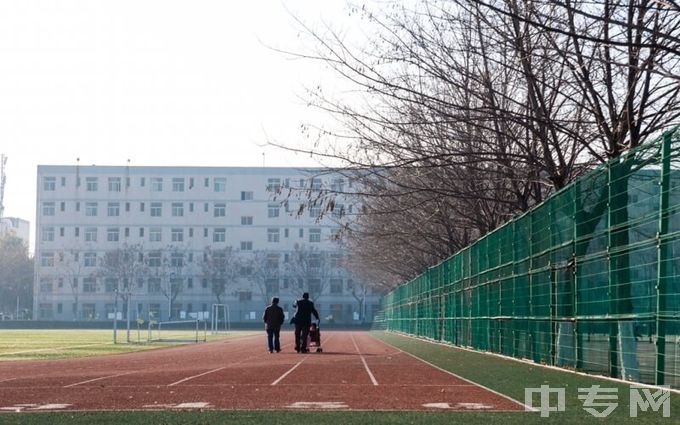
[52,243,365,320]
[278,0,680,289]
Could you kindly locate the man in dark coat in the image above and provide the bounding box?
[262,297,285,353]
[293,292,319,353]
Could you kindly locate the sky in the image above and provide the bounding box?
[0,0,359,250]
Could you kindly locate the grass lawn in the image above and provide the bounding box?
[0,329,254,361]
[0,331,676,424]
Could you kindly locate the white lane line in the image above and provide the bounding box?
[63,371,135,388]
[168,367,226,387]
[1,343,106,356]
[0,378,17,383]
[271,357,308,386]
[351,333,378,386]
[375,335,534,411]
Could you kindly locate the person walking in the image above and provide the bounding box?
[262,297,285,353]
[292,292,319,353]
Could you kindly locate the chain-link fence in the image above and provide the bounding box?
[382,126,680,388]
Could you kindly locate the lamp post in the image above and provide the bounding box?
[113,288,118,344]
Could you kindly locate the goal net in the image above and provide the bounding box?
[147,319,207,343]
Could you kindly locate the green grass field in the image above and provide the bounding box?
[0,329,253,361]
[0,331,676,424]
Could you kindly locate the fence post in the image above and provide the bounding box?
[655,131,672,385]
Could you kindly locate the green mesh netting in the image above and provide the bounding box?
[380,126,680,388]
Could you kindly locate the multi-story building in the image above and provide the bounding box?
[34,165,381,324]
[0,216,30,247]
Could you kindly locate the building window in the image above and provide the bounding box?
[107,227,120,242]
[40,252,54,267]
[332,204,345,218]
[299,228,304,238]
[40,279,53,293]
[150,202,162,217]
[171,228,184,242]
[311,178,322,191]
[42,202,56,216]
[214,203,226,217]
[148,252,162,268]
[267,228,280,243]
[240,241,252,251]
[241,216,253,225]
[267,178,281,192]
[330,279,343,294]
[189,202,194,212]
[240,191,253,201]
[43,177,56,191]
[204,177,209,187]
[105,278,118,293]
[284,228,289,238]
[148,303,161,319]
[151,177,163,192]
[107,202,120,217]
[189,228,194,238]
[75,227,80,237]
[61,176,66,186]
[239,266,252,277]
[213,228,226,242]
[140,177,145,187]
[85,227,97,242]
[39,303,54,319]
[309,206,321,218]
[76,202,80,212]
[42,227,55,242]
[214,177,227,192]
[330,254,342,268]
[60,201,65,212]
[108,177,121,192]
[124,227,130,237]
[239,291,252,301]
[148,278,161,294]
[140,202,145,212]
[309,228,321,243]
[86,177,98,191]
[171,253,184,268]
[330,178,344,192]
[172,202,184,217]
[204,202,209,212]
[85,202,98,217]
[172,177,185,192]
[203,228,208,237]
[268,203,280,218]
[83,278,96,293]
[139,227,145,238]
[149,227,162,242]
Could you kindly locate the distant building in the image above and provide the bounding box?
[0,216,30,247]
[34,165,381,323]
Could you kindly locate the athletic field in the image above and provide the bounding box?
[0,330,676,424]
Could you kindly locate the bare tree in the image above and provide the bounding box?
[200,246,241,305]
[271,0,680,289]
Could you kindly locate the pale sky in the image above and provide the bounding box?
[0,0,359,249]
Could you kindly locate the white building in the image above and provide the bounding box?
[34,165,381,323]
[0,216,30,247]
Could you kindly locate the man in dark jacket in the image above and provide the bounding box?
[293,292,319,353]
[262,297,285,353]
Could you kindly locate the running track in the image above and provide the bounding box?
[0,331,526,412]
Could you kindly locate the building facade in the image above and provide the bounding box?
[34,165,381,324]
[0,216,30,247]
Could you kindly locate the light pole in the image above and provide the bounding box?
[113,288,118,344]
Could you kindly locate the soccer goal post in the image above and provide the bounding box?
[211,304,230,334]
[147,319,207,343]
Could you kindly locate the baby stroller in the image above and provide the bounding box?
[307,321,322,353]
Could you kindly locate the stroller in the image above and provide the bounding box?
[307,321,322,353]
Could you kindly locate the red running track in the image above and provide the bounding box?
[0,331,527,412]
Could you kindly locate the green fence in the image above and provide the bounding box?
[382,126,680,387]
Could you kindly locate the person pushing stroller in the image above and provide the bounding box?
[292,292,319,353]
